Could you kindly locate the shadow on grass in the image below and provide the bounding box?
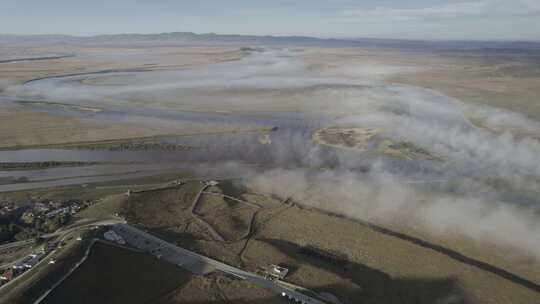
[258,238,469,304]
[357,222,540,293]
[217,180,247,199]
[149,226,200,249]
[294,201,540,295]
[40,242,193,304]
[34,238,466,304]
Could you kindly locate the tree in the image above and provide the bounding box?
[0,224,15,243]
[20,211,35,225]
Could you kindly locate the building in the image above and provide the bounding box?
[45,207,70,218]
[0,269,13,282]
[203,180,219,186]
[34,202,51,213]
[265,264,289,280]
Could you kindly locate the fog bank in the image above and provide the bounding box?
[3,47,540,257]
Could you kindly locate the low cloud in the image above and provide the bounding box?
[246,167,540,258]
[5,47,540,258]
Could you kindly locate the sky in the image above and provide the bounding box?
[1,0,540,40]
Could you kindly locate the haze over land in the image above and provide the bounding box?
[1,32,539,303]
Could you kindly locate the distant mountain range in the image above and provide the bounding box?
[1,32,539,52]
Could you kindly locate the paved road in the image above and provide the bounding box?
[112,224,328,304]
[0,55,74,64]
[202,191,262,208]
[0,239,35,252]
[0,218,124,260]
[0,218,125,301]
[0,226,87,252]
[0,254,30,270]
[44,218,125,238]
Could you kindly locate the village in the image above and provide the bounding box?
[0,241,60,287]
[0,198,96,288]
[0,199,95,244]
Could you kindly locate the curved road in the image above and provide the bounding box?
[112,224,329,304]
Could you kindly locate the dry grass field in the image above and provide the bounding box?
[2,173,539,304]
[41,242,194,304]
[301,47,540,121]
[0,44,258,149]
[1,41,540,304]
[0,44,243,84]
[76,180,539,304]
[0,103,268,149]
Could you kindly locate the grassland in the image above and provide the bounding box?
[2,178,539,303]
[0,103,271,150]
[41,242,193,304]
[313,127,382,152]
[0,44,243,84]
[300,48,540,122]
[0,183,130,203]
[103,180,540,304]
[2,43,540,303]
[0,44,257,150]
[42,241,283,304]
[0,161,99,171]
[313,127,439,160]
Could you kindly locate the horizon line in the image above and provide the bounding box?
[1,31,540,44]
